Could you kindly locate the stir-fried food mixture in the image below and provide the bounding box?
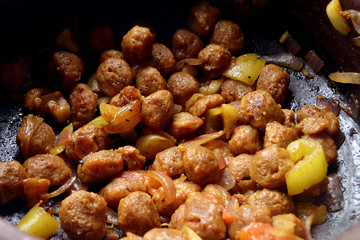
[0,1,344,240]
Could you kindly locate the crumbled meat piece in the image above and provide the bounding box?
[188,1,221,37]
[189,94,225,117]
[229,125,262,155]
[151,43,176,76]
[264,121,298,148]
[172,29,204,60]
[221,79,254,103]
[136,66,167,96]
[153,146,184,177]
[166,112,203,139]
[198,44,232,79]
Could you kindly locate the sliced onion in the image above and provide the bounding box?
[96,96,111,106]
[107,207,119,225]
[42,176,76,200]
[20,114,44,158]
[142,129,177,145]
[216,167,236,190]
[326,0,350,35]
[353,36,360,48]
[341,9,360,34]
[120,170,149,185]
[182,130,224,147]
[101,101,141,134]
[63,157,88,192]
[175,58,201,71]
[214,148,227,170]
[146,170,176,205]
[329,72,360,84]
[50,123,73,155]
[260,53,303,71]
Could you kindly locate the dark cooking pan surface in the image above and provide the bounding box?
[0,0,360,239]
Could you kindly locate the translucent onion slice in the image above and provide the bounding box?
[50,123,73,155]
[87,115,108,127]
[107,207,119,226]
[213,148,227,170]
[21,115,44,158]
[260,53,304,71]
[136,134,176,160]
[329,72,360,84]
[216,168,236,190]
[42,176,76,200]
[146,170,176,205]
[181,226,202,240]
[175,58,201,71]
[326,0,350,35]
[182,130,224,147]
[353,36,360,48]
[87,74,101,93]
[185,93,204,112]
[100,101,141,134]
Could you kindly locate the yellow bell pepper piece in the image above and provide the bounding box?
[17,203,59,239]
[222,53,266,86]
[221,104,239,139]
[87,115,108,127]
[181,226,203,240]
[326,0,350,35]
[285,139,328,195]
[203,107,223,133]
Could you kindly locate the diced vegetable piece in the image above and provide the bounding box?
[47,97,71,124]
[221,104,239,139]
[222,53,266,85]
[135,134,175,159]
[50,123,73,155]
[87,115,108,127]
[87,74,102,93]
[295,202,327,226]
[147,170,176,204]
[326,0,350,35]
[17,204,59,239]
[199,78,224,95]
[329,72,360,84]
[279,31,289,44]
[203,107,223,133]
[237,222,303,240]
[285,139,328,195]
[181,226,203,240]
[55,28,80,52]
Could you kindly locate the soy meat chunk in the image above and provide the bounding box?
[110,85,142,107]
[70,83,97,128]
[23,154,71,186]
[240,89,284,130]
[59,190,107,240]
[152,178,201,218]
[188,1,221,37]
[228,204,272,239]
[88,23,116,53]
[210,19,245,54]
[256,64,290,105]
[151,43,176,76]
[166,112,203,139]
[65,124,111,162]
[121,25,155,64]
[167,72,199,106]
[48,51,84,90]
[16,114,56,158]
[221,79,254,103]
[99,177,147,209]
[228,154,257,194]
[171,29,204,60]
[198,44,232,79]
[118,191,161,236]
[77,150,123,184]
[264,121,299,149]
[141,90,174,130]
[95,58,133,97]
[247,189,294,215]
[282,109,296,128]
[177,192,226,240]
[249,146,294,189]
[136,66,167,96]
[0,161,27,205]
[115,145,146,170]
[143,228,185,240]
[189,94,225,117]
[302,133,338,164]
[153,147,184,177]
[183,145,220,186]
[99,49,125,63]
[24,88,50,111]
[228,125,262,155]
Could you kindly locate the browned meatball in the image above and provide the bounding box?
[48,51,84,90]
[189,94,225,117]
[136,66,167,96]
[183,145,220,186]
[24,88,50,111]
[59,190,107,240]
[247,189,294,215]
[228,204,272,239]
[99,49,125,63]
[210,20,245,55]
[221,79,254,103]
[23,154,71,186]
[121,25,155,64]
[240,89,284,130]
[110,85,142,107]
[169,204,186,229]
[69,83,97,128]
[228,154,257,194]
[167,112,203,139]
[1,59,29,94]
[198,44,232,79]
[151,43,176,76]
[264,121,299,148]
[118,191,161,236]
[141,90,174,130]
[99,177,147,209]
[256,64,290,105]
[115,145,146,170]
[88,23,116,53]
[0,161,27,205]
[16,114,56,158]
[296,105,339,137]
[95,58,133,97]
[282,109,296,128]
[152,178,201,218]
[302,133,338,165]
[65,124,111,162]
[153,147,184,177]
[203,184,236,210]
[77,150,124,184]
[249,146,294,189]
[143,228,185,240]
[229,125,262,155]
[188,1,221,37]
[178,192,226,240]
[167,72,199,106]
[171,29,204,61]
